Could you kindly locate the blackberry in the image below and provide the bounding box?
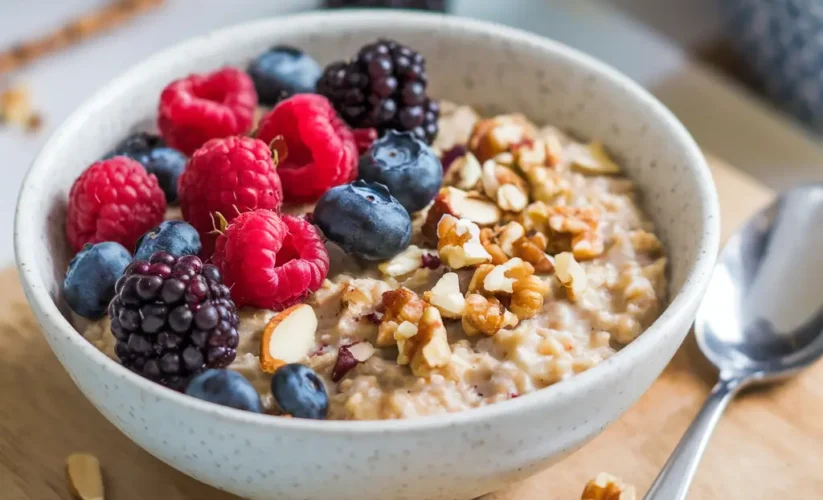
[317,39,439,144]
[108,252,239,390]
[325,0,447,11]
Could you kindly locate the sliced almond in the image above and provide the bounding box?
[66,453,104,500]
[568,141,621,175]
[259,304,318,373]
[496,184,528,212]
[443,152,482,190]
[378,245,425,277]
[423,187,501,241]
[347,341,376,362]
[424,272,466,318]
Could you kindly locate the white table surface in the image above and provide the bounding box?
[2,0,823,267]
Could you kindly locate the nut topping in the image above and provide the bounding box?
[398,306,452,376]
[568,141,621,175]
[259,304,318,373]
[554,252,588,302]
[423,187,502,242]
[436,214,493,269]
[424,272,466,318]
[66,453,104,500]
[468,114,537,162]
[581,473,636,500]
[442,151,482,190]
[378,245,426,277]
[377,288,426,346]
[462,294,518,336]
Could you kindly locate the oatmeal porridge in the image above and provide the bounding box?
[81,98,666,420]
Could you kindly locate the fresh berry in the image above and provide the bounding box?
[317,38,439,144]
[213,210,329,310]
[185,369,263,413]
[158,67,257,155]
[134,221,201,261]
[358,130,442,213]
[66,157,166,252]
[255,94,358,203]
[109,252,239,390]
[103,133,187,204]
[178,136,283,256]
[353,127,378,155]
[271,363,328,419]
[326,0,447,9]
[63,242,131,319]
[247,46,322,106]
[314,180,412,260]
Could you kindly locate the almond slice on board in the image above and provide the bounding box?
[66,453,104,500]
[259,304,318,373]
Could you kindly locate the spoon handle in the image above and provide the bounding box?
[643,376,742,500]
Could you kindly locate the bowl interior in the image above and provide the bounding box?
[17,10,717,423]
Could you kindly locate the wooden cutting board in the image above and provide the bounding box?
[1,157,821,500]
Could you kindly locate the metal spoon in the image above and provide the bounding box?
[644,184,823,500]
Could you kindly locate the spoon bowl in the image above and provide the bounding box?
[696,184,823,383]
[646,184,823,500]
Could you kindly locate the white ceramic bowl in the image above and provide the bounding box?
[15,10,719,500]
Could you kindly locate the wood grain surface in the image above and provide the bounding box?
[2,157,821,500]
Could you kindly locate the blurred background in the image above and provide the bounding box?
[3,0,823,265]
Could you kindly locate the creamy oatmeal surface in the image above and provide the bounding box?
[84,101,667,420]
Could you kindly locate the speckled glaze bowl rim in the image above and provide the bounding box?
[15,9,720,433]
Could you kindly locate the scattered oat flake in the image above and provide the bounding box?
[66,453,104,500]
[0,84,43,132]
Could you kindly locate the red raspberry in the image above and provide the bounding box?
[66,157,166,252]
[353,127,378,155]
[255,94,358,203]
[178,136,283,256]
[158,67,257,155]
[213,210,329,310]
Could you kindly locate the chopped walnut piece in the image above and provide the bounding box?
[513,231,554,273]
[581,473,637,500]
[479,227,508,265]
[555,252,588,302]
[483,258,531,293]
[519,202,604,260]
[468,114,537,163]
[423,272,466,319]
[480,221,553,273]
[568,141,621,175]
[467,263,495,295]
[376,288,426,346]
[436,214,492,269]
[510,274,550,320]
[397,306,452,377]
[462,294,518,336]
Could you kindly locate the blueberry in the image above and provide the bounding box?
[134,221,201,261]
[185,369,263,413]
[271,364,328,419]
[247,46,322,106]
[104,132,187,203]
[63,242,132,319]
[314,180,412,260]
[358,130,442,213]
